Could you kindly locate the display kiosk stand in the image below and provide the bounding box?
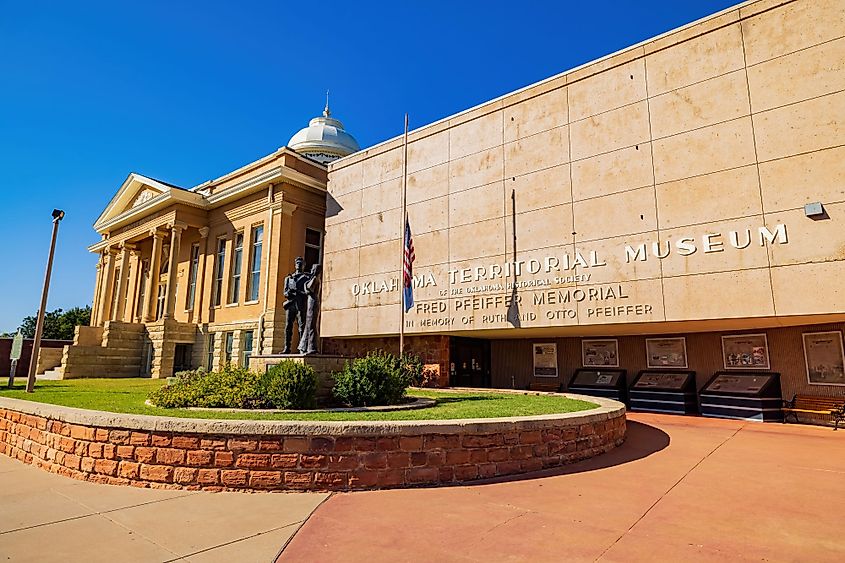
[629,370,698,414]
[699,371,783,421]
[567,368,628,404]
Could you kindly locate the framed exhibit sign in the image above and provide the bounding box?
[582,339,619,368]
[645,337,688,369]
[721,334,769,370]
[803,331,845,386]
[533,343,558,378]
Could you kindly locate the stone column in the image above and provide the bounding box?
[126,248,141,322]
[90,255,104,326]
[143,230,165,322]
[113,243,134,322]
[162,222,185,320]
[97,247,118,325]
[195,227,210,323]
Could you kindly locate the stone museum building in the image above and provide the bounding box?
[319,0,845,408]
[60,104,360,378]
[61,0,844,417]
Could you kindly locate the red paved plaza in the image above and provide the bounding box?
[281,413,845,562]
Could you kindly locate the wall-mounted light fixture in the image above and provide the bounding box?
[804,202,826,219]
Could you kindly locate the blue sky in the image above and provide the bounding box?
[0,0,738,332]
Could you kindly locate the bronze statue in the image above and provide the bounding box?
[302,263,322,355]
[281,257,310,354]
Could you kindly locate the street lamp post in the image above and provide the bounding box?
[26,209,65,393]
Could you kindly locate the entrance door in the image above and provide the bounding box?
[173,344,193,374]
[450,337,491,388]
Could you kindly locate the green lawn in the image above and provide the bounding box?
[0,379,596,421]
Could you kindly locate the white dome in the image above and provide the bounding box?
[288,103,360,164]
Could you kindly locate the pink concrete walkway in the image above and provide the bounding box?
[280,413,845,562]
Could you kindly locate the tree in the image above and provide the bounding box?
[17,306,91,340]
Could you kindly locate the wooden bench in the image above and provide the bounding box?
[528,382,561,393]
[782,395,845,430]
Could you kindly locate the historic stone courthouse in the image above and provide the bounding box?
[63,0,845,412]
[61,104,360,377]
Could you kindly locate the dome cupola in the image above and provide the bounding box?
[288,94,360,164]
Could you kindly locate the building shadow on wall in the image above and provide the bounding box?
[470,421,670,486]
[325,192,343,220]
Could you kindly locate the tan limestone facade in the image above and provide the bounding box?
[321,0,845,402]
[62,148,330,378]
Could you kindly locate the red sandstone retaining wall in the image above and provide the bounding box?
[0,396,625,492]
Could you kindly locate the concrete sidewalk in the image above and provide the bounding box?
[0,455,328,562]
[280,413,845,562]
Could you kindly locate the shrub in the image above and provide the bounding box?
[149,364,261,409]
[332,351,413,407]
[416,365,441,388]
[259,361,318,409]
[402,354,424,386]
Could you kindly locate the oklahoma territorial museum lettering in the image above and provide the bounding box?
[351,223,790,327]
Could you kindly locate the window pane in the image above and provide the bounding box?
[187,244,199,309]
[304,228,322,269]
[207,334,215,371]
[248,225,263,301]
[213,239,226,307]
[229,233,243,303]
[224,332,234,364]
[305,228,321,246]
[304,246,320,269]
[241,330,254,367]
[249,271,260,301]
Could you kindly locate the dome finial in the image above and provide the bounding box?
[323,89,331,118]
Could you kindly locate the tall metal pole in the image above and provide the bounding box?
[26,211,64,393]
[399,113,409,357]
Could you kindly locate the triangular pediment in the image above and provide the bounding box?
[129,186,165,209]
[94,173,187,232]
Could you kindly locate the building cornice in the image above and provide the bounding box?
[93,157,327,238]
[190,147,326,194]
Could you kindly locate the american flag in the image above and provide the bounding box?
[403,217,415,312]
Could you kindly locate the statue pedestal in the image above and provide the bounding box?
[249,354,347,401]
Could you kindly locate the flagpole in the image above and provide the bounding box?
[399,113,409,357]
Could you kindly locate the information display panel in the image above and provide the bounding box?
[567,368,627,404]
[572,369,623,388]
[632,371,693,391]
[699,371,783,422]
[702,373,779,396]
[630,370,697,415]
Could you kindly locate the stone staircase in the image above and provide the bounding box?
[59,322,146,379]
[38,367,64,380]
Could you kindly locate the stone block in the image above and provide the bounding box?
[646,22,744,96]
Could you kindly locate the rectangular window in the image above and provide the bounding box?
[212,238,226,307]
[155,283,166,320]
[143,342,153,376]
[186,244,200,310]
[247,225,264,302]
[229,232,244,304]
[136,260,149,319]
[224,332,234,365]
[241,330,254,368]
[304,228,323,270]
[207,333,215,371]
[111,267,121,316]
